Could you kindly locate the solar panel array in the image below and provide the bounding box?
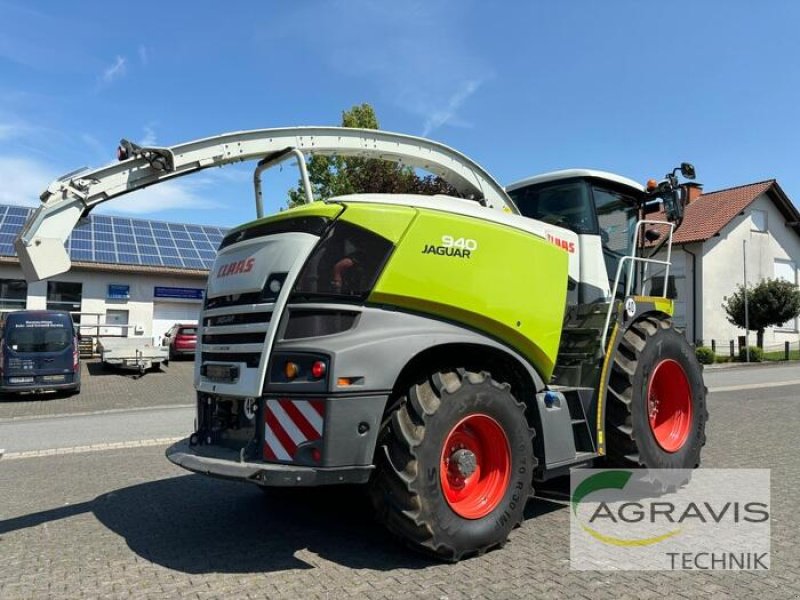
[0,205,226,271]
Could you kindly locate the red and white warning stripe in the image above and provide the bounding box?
[263,398,325,462]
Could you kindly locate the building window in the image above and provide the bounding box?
[106,309,130,338]
[47,281,82,323]
[0,279,27,310]
[751,209,767,232]
[774,259,797,331]
[649,275,678,299]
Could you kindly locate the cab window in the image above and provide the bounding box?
[509,181,594,234]
[592,187,639,294]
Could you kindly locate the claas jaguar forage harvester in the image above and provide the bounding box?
[16,127,706,560]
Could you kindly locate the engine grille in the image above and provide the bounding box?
[199,301,273,371]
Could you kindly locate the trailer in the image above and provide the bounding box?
[97,337,169,374]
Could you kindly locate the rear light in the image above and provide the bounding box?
[271,354,330,384]
[73,338,79,371]
[311,361,326,379]
[284,361,300,380]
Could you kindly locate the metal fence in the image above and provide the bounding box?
[705,338,800,362]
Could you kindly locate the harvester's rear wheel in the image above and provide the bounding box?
[606,316,708,469]
[369,369,535,561]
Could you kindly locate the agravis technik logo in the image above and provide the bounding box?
[570,469,770,571]
[572,470,681,547]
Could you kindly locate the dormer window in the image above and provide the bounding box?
[751,209,767,232]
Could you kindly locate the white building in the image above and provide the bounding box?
[653,180,800,350]
[0,205,224,344]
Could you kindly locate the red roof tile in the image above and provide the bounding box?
[673,180,774,243]
[650,180,776,244]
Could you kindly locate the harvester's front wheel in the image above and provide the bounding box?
[370,369,535,561]
[606,316,707,469]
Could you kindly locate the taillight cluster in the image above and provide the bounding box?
[73,338,79,371]
[270,353,329,384]
[283,358,326,381]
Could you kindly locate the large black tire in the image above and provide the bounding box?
[369,369,535,561]
[606,316,708,469]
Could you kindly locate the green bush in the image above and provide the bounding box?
[738,346,764,362]
[715,355,732,364]
[695,346,715,365]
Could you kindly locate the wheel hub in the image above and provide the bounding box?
[439,414,511,519]
[449,448,477,478]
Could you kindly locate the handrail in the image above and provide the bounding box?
[600,220,676,350]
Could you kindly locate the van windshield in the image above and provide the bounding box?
[6,319,72,352]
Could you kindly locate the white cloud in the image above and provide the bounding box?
[0,156,57,206]
[422,80,482,136]
[138,45,148,66]
[266,1,491,137]
[95,177,223,215]
[0,154,223,217]
[0,117,36,142]
[80,133,109,162]
[101,56,127,84]
[140,125,157,146]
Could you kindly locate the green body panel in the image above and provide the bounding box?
[229,200,569,381]
[633,296,674,317]
[227,201,345,235]
[339,204,417,242]
[369,208,569,380]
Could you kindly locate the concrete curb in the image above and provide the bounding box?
[705,360,800,371]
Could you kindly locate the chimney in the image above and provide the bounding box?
[685,182,703,203]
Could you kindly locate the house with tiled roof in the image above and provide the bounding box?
[652,179,800,350]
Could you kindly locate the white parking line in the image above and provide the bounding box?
[1,437,183,460]
[708,379,800,393]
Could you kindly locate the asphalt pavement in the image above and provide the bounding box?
[704,361,800,392]
[1,361,799,598]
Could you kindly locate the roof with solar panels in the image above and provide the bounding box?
[0,204,225,275]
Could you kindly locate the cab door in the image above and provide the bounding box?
[591,186,639,299]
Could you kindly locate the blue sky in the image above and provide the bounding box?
[2,1,800,227]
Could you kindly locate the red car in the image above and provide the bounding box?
[163,323,197,360]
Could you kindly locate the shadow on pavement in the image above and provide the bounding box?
[1,471,573,573]
[86,361,167,379]
[0,473,435,572]
[0,390,66,402]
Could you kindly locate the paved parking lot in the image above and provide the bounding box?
[0,358,195,420]
[1,366,799,598]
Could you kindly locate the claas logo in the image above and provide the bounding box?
[217,257,255,278]
[547,233,575,254]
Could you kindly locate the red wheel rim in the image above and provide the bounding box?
[440,414,511,519]
[647,359,693,453]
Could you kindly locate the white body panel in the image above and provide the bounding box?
[195,232,319,397]
[578,234,612,302]
[507,169,645,194]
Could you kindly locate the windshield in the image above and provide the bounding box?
[5,318,72,353]
[509,181,595,234]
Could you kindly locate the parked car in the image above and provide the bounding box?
[0,310,81,395]
[162,323,197,360]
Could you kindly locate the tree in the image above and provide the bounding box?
[287,103,455,207]
[722,278,800,348]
